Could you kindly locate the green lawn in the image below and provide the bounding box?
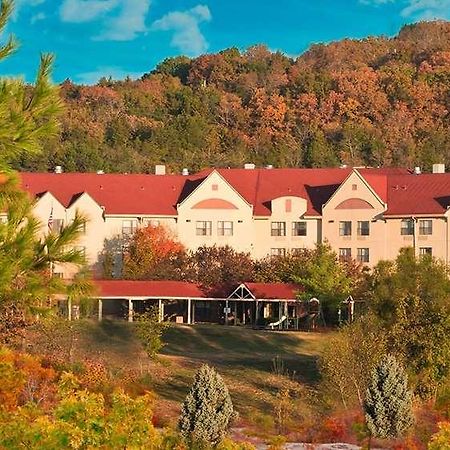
[40,320,329,436]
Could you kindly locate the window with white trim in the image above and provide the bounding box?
[339,248,352,260]
[339,221,352,236]
[357,221,370,236]
[419,219,432,235]
[122,220,138,236]
[419,247,432,256]
[357,248,370,263]
[401,219,414,236]
[271,222,286,236]
[292,221,307,236]
[271,248,286,257]
[196,221,212,236]
[143,219,160,228]
[217,221,233,236]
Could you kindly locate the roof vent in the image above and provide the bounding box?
[414,166,421,175]
[433,163,445,174]
[244,163,255,170]
[182,168,189,176]
[96,170,104,175]
[155,164,166,175]
[265,164,273,169]
[54,166,63,174]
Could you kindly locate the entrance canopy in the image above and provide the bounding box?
[227,282,301,302]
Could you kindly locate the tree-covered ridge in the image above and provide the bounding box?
[16,20,450,174]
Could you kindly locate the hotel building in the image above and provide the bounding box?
[18,164,450,278]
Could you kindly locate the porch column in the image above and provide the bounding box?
[68,298,72,321]
[187,298,192,325]
[158,299,164,322]
[234,301,237,326]
[128,299,133,322]
[192,300,195,324]
[255,300,259,324]
[98,299,103,322]
[225,299,229,326]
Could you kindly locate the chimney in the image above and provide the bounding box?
[265,164,273,169]
[433,163,445,174]
[414,166,421,175]
[244,163,256,170]
[182,168,189,176]
[54,166,63,174]
[96,170,104,175]
[155,164,166,175]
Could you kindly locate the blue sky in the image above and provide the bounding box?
[2,0,450,84]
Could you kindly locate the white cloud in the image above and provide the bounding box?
[60,0,118,23]
[360,0,450,19]
[400,0,450,20]
[60,0,150,41]
[30,12,46,24]
[151,4,212,56]
[13,0,45,20]
[94,0,150,41]
[76,65,143,84]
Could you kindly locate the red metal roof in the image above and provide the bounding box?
[94,280,301,300]
[385,173,450,215]
[20,173,191,215]
[21,167,434,218]
[94,280,208,298]
[244,282,301,300]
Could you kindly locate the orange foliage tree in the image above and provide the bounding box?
[122,225,187,280]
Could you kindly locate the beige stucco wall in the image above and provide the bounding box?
[177,171,254,254]
[322,171,387,266]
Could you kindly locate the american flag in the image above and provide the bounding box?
[48,206,53,231]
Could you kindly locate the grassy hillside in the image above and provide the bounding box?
[31,320,328,439]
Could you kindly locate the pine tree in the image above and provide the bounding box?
[179,364,235,448]
[0,0,62,168]
[364,354,414,440]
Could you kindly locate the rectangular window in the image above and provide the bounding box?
[401,219,414,236]
[217,221,233,236]
[339,248,352,260]
[339,221,352,236]
[271,222,286,236]
[357,221,370,236]
[291,248,306,256]
[357,248,370,263]
[143,219,160,228]
[419,247,432,256]
[52,272,64,279]
[292,221,307,236]
[122,220,138,236]
[196,221,212,236]
[419,219,433,235]
[271,248,286,257]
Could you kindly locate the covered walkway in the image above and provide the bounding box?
[88,280,306,329]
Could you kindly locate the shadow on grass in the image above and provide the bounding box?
[161,324,321,383]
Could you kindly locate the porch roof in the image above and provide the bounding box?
[94,280,208,299]
[93,280,301,301]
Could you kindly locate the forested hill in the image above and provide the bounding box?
[16,21,450,174]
